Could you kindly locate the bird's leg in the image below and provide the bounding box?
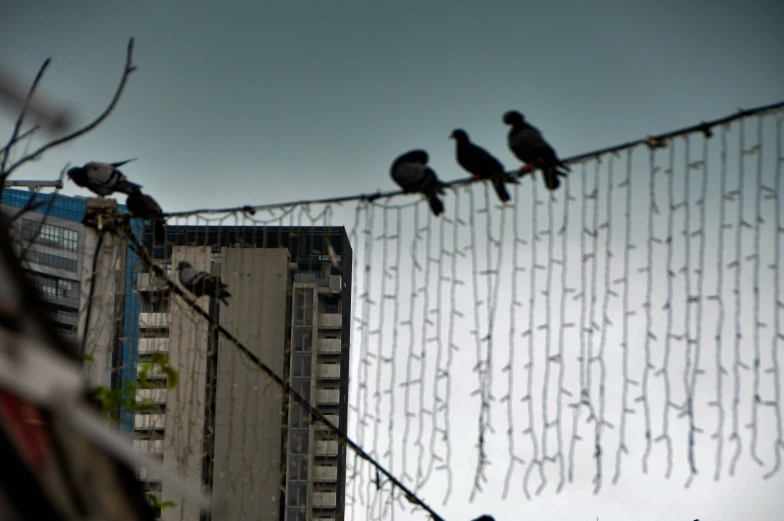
[469,174,482,182]
[404,187,416,193]
[519,164,535,175]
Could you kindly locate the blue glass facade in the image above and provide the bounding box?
[2,188,144,434]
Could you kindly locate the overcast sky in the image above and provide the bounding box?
[3,1,784,520]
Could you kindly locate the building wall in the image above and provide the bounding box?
[162,246,213,521]
[211,247,291,521]
[1,188,144,434]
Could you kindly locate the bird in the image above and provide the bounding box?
[125,188,165,244]
[450,128,518,203]
[176,260,231,306]
[502,110,570,191]
[66,159,141,197]
[390,149,447,216]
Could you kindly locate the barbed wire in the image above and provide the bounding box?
[160,101,784,220]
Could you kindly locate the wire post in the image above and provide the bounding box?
[77,198,122,390]
[200,262,222,521]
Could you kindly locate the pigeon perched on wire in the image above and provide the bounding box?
[450,128,518,203]
[66,159,140,197]
[176,260,231,306]
[125,188,165,243]
[502,111,570,190]
[390,149,447,216]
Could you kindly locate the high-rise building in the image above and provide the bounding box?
[0,187,144,434]
[134,226,352,521]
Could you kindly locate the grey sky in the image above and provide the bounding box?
[3,1,784,521]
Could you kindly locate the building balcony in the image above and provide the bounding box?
[139,313,169,328]
[317,339,341,354]
[40,292,80,310]
[312,492,337,509]
[138,467,161,481]
[314,415,340,431]
[314,440,339,456]
[316,364,340,379]
[138,338,169,354]
[312,466,338,482]
[136,389,166,404]
[316,389,339,405]
[136,273,169,291]
[318,314,341,329]
[134,439,164,455]
[135,414,166,430]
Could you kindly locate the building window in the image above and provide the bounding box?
[293,288,314,326]
[25,249,78,272]
[21,219,79,253]
[324,296,340,314]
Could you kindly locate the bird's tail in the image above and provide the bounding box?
[219,289,231,306]
[543,166,562,191]
[117,180,142,195]
[491,176,511,203]
[152,220,165,244]
[112,158,138,168]
[426,193,444,216]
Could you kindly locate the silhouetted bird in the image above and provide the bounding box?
[67,159,140,197]
[126,188,165,243]
[471,515,495,521]
[450,128,518,203]
[502,110,570,190]
[390,149,447,216]
[176,260,231,306]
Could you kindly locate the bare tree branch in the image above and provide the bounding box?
[1,37,137,185]
[0,125,40,158]
[0,59,51,174]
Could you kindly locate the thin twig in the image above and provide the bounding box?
[0,126,40,158]
[1,38,137,184]
[0,59,51,175]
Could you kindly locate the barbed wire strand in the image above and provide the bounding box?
[613,149,634,484]
[640,146,657,474]
[368,205,390,519]
[441,189,462,505]
[414,208,434,493]
[568,160,589,483]
[750,115,765,468]
[764,114,784,480]
[681,135,699,487]
[421,205,446,490]
[468,184,487,502]
[502,181,522,499]
[711,125,730,481]
[595,153,615,494]
[555,166,572,493]
[348,202,365,520]
[587,158,602,493]
[381,206,404,521]
[161,101,784,219]
[401,203,420,486]
[541,176,556,489]
[730,119,747,477]
[658,143,675,480]
[120,221,449,521]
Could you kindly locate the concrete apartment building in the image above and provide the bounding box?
[0,187,144,433]
[133,225,352,521]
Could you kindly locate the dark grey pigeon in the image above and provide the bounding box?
[67,158,141,197]
[176,260,231,306]
[390,149,447,216]
[450,128,518,203]
[502,110,570,191]
[126,188,165,244]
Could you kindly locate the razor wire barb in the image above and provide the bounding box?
[119,221,448,521]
